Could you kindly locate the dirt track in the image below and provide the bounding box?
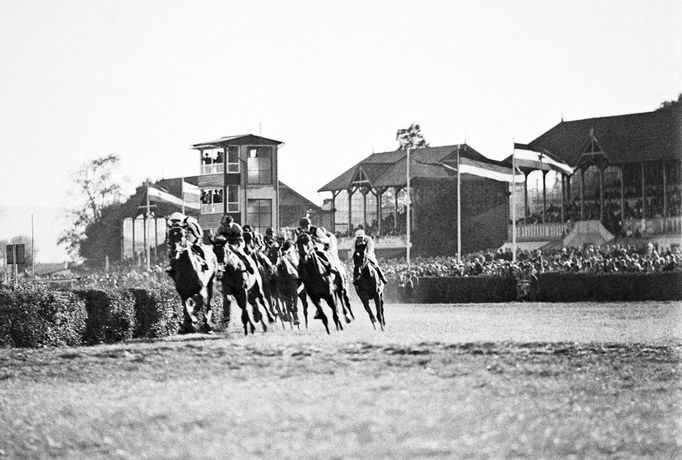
[1,302,680,459]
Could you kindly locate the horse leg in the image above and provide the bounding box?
[311,296,329,334]
[183,297,200,333]
[201,286,213,333]
[325,294,342,331]
[298,288,309,329]
[373,292,384,331]
[234,288,252,335]
[359,290,376,329]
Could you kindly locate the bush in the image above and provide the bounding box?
[74,289,136,345]
[537,272,682,302]
[128,288,183,338]
[0,285,86,348]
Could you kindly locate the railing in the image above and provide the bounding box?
[200,203,223,214]
[337,234,408,250]
[508,222,571,241]
[200,163,224,175]
[643,216,682,235]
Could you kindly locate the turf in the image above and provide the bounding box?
[1,302,680,459]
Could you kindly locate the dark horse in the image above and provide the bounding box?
[352,243,386,331]
[296,233,343,334]
[167,226,218,333]
[214,239,269,335]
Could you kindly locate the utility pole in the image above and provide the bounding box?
[406,147,411,267]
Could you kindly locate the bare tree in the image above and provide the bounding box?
[58,154,123,260]
[396,123,429,150]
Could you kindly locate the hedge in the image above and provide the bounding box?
[0,286,87,348]
[537,271,682,302]
[128,288,182,338]
[74,289,137,345]
[387,271,682,303]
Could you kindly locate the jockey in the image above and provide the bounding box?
[263,227,275,248]
[166,212,206,276]
[353,228,388,284]
[214,215,254,274]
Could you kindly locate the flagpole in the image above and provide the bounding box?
[406,147,411,268]
[511,142,517,263]
[181,177,185,215]
[145,180,151,271]
[457,145,461,263]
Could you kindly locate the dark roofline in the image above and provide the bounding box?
[279,181,322,211]
[191,134,283,149]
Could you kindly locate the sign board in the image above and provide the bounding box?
[6,244,26,265]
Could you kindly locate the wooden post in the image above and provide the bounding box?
[524,172,529,223]
[663,161,668,217]
[620,166,625,228]
[394,187,400,235]
[599,166,604,222]
[580,168,585,221]
[641,162,646,218]
[362,189,367,229]
[331,191,338,234]
[347,188,353,236]
[154,217,158,264]
[560,174,565,223]
[542,170,547,223]
[376,188,383,237]
[132,217,136,261]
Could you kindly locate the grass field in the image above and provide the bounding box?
[1,301,680,459]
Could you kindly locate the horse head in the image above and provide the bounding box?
[296,232,314,259]
[168,226,188,259]
[353,242,369,272]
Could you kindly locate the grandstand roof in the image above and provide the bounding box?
[318,144,507,191]
[527,106,681,166]
[191,134,283,149]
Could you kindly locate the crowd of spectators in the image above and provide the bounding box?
[371,243,682,288]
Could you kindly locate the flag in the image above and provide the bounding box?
[181,181,200,206]
[431,157,523,183]
[147,184,200,211]
[512,143,573,175]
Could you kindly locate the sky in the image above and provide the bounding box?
[0,0,680,262]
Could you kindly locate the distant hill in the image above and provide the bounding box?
[0,206,68,263]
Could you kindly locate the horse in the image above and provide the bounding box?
[214,239,269,335]
[296,233,343,334]
[167,226,219,334]
[276,243,303,329]
[352,243,386,331]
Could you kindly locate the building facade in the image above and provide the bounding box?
[191,134,283,235]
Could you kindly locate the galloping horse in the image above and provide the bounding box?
[214,238,269,335]
[167,226,219,333]
[352,242,386,331]
[296,233,343,334]
[276,242,303,328]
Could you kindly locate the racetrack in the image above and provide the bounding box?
[1,301,681,458]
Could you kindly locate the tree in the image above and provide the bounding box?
[396,123,429,150]
[659,92,681,110]
[58,154,123,261]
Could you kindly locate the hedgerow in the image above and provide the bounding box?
[0,285,87,348]
[74,289,136,345]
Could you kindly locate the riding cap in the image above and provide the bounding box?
[355,229,365,238]
[299,217,310,227]
[221,214,233,225]
[169,212,185,223]
[265,227,274,235]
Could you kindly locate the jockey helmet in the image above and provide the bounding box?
[243,224,252,232]
[355,229,365,239]
[221,214,233,225]
[265,227,274,236]
[168,212,185,226]
[299,217,310,228]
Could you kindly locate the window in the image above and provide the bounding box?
[247,147,273,185]
[247,199,272,234]
[200,148,225,175]
[227,146,239,173]
[201,186,239,214]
